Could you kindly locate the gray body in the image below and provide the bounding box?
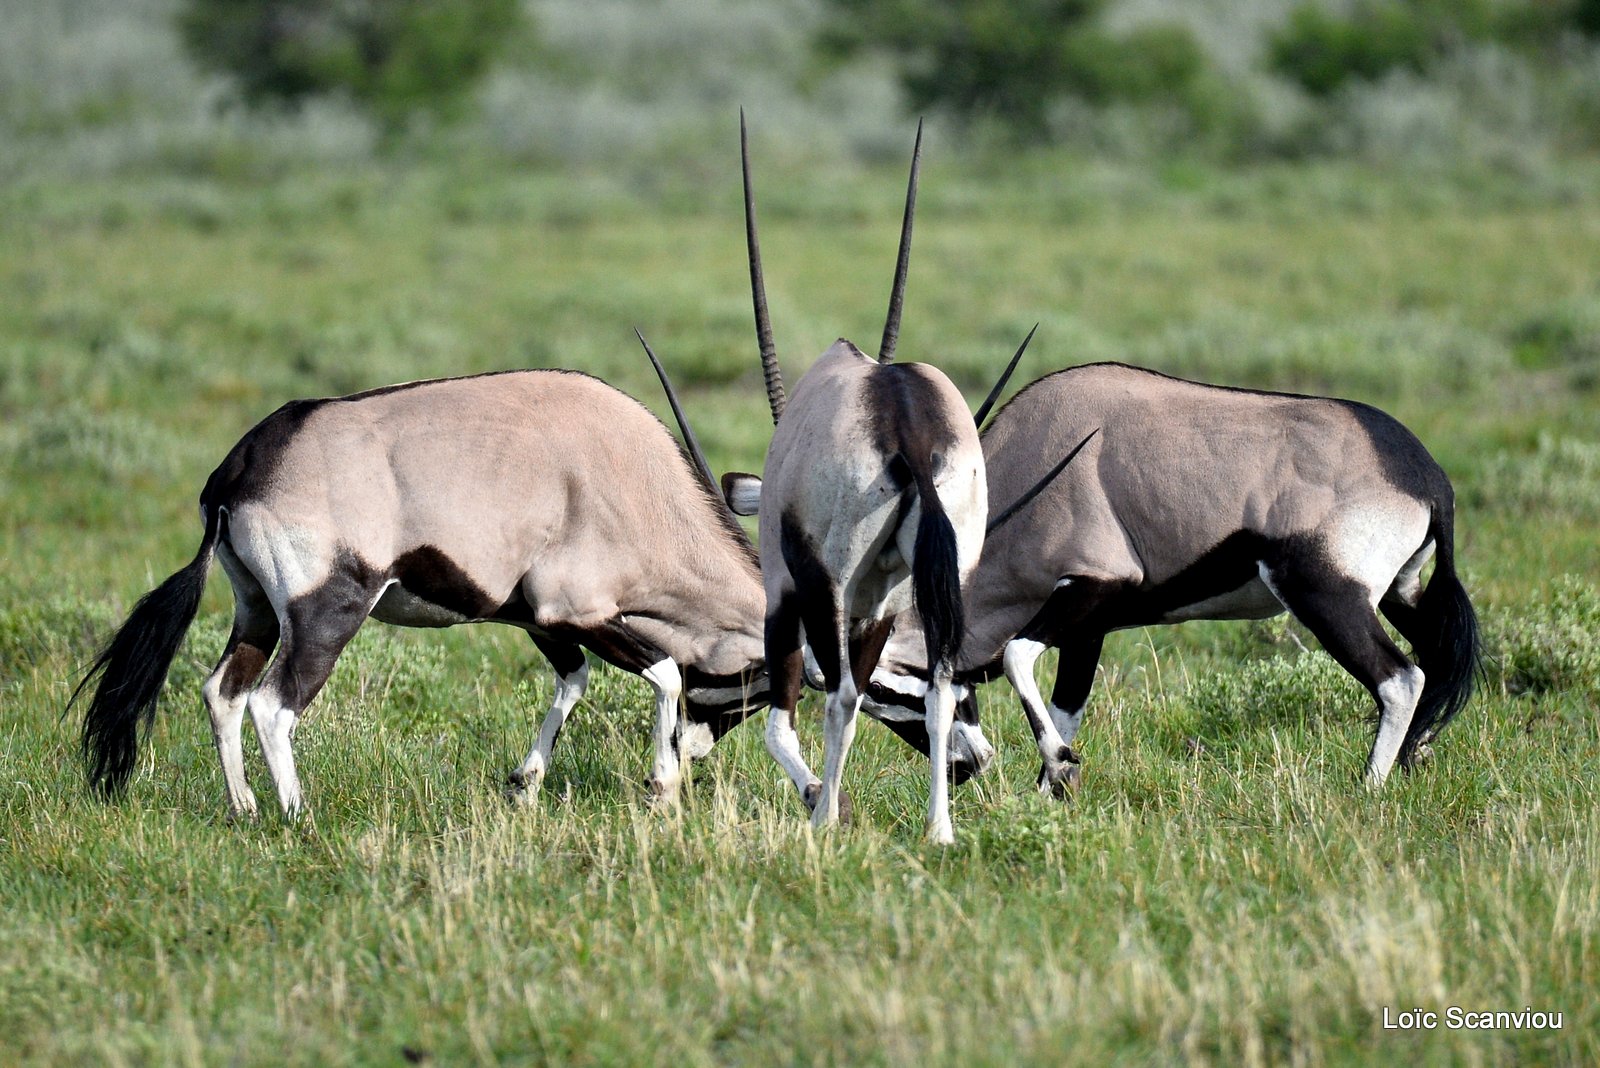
[866,363,1481,791]
[729,116,995,843]
[741,341,988,842]
[78,369,769,817]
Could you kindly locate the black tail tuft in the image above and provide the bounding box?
[909,471,964,677]
[71,508,220,799]
[1399,509,1482,768]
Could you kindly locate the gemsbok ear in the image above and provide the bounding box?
[721,472,763,516]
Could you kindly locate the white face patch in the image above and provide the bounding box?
[950,721,995,772]
[679,720,715,761]
[688,684,756,706]
[869,668,926,699]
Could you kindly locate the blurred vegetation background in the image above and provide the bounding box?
[3,7,1599,1062]
[8,0,1600,177]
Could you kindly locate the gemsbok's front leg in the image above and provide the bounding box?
[507,636,589,805]
[642,657,686,804]
[1003,637,1080,798]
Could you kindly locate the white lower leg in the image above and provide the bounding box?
[1367,665,1425,787]
[512,660,588,797]
[925,673,955,844]
[814,679,860,829]
[765,706,819,801]
[1004,639,1072,771]
[644,658,684,802]
[202,670,256,817]
[246,688,303,817]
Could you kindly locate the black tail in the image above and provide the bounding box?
[71,507,221,798]
[1398,507,1482,767]
[907,462,964,677]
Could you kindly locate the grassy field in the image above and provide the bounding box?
[2,151,1599,1065]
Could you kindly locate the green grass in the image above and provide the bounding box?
[3,153,1599,1064]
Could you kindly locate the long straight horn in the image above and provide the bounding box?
[635,329,718,492]
[974,323,1037,428]
[742,109,784,424]
[878,118,923,365]
[987,429,1099,535]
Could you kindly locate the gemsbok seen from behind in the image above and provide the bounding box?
[723,117,989,844]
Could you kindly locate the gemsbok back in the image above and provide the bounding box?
[863,362,1482,793]
[72,368,773,818]
[723,117,988,844]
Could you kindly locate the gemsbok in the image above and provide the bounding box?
[723,117,989,844]
[862,362,1483,794]
[72,368,775,818]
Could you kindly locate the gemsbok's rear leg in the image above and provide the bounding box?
[762,592,827,817]
[1259,562,1422,787]
[201,546,279,819]
[505,635,588,804]
[803,595,858,831]
[246,575,380,818]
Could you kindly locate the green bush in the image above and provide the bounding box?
[178,0,526,134]
[1468,433,1600,520]
[816,0,1215,139]
[1269,4,1433,98]
[1487,577,1600,697]
[1184,652,1365,748]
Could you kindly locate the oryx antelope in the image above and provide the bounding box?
[864,362,1482,793]
[724,118,989,844]
[72,368,772,818]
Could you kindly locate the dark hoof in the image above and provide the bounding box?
[1399,743,1435,772]
[801,783,853,825]
[1038,761,1081,800]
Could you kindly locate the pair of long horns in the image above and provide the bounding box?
[641,319,1095,543]
[744,111,923,425]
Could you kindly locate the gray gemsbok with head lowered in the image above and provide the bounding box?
[72,368,775,818]
[862,362,1482,793]
[720,118,989,844]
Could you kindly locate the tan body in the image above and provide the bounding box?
[77,369,770,818]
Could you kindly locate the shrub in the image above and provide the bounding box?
[1184,652,1365,748]
[816,0,1215,140]
[1468,434,1600,520]
[1487,577,1600,697]
[177,0,526,134]
[1269,4,1434,98]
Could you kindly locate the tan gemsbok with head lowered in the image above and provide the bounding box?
[862,362,1483,793]
[720,118,997,844]
[72,368,775,818]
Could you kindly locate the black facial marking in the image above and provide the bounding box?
[682,665,769,740]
